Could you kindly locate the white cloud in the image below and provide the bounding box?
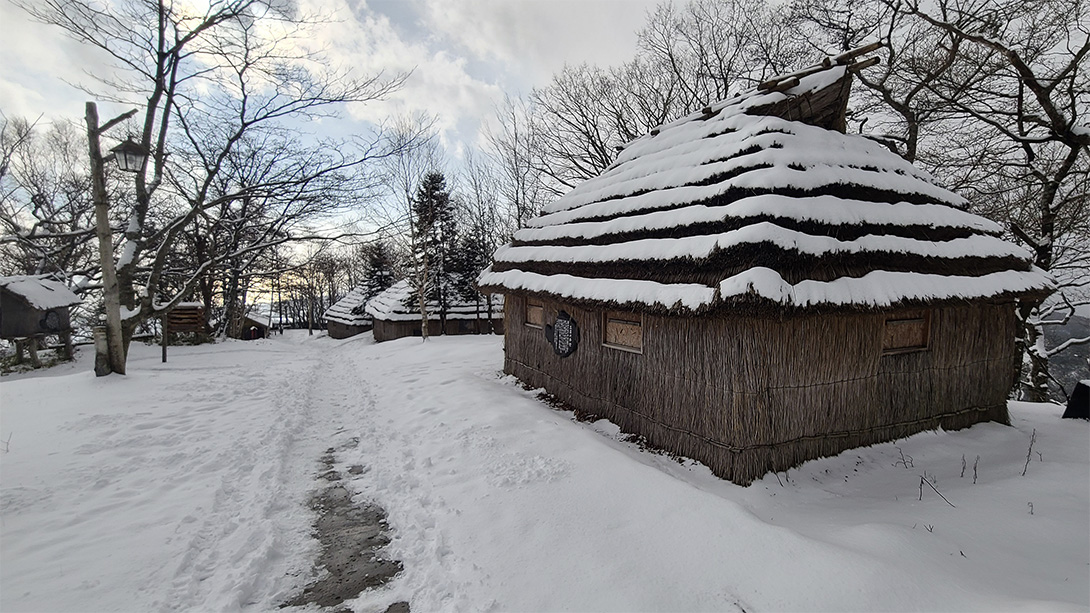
[291,0,506,155]
[417,0,661,87]
[0,3,134,122]
[1,0,664,161]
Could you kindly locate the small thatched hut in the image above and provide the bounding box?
[365,279,504,342]
[478,53,1054,485]
[324,287,374,339]
[0,275,82,363]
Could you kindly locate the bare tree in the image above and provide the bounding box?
[902,0,1089,401]
[0,115,103,281]
[485,96,553,226]
[18,0,407,373]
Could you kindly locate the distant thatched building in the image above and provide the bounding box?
[478,53,1053,485]
[324,287,373,339]
[365,279,504,342]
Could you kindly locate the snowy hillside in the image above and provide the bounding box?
[1,333,1087,612]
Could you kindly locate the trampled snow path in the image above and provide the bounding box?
[2,332,1088,612]
[1,334,371,611]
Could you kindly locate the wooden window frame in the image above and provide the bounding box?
[525,299,544,329]
[882,310,931,355]
[602,310,643,354]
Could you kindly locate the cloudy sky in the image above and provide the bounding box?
[0,0,663,159]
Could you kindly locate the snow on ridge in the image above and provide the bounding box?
[610,66,850,170]
[543,116,950,218]
[719,266,1055,308]
[497,222,1030,265]
[516,195,1002,243]
[365,280,504,322]
[0,275,81,310]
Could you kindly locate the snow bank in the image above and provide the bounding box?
[335,336,1089,612]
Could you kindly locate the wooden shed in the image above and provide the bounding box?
[323,287,373,339]
[239,314,269,340]
[1,275,82,363]
[478,55,1054,485]
[365,279,504,342]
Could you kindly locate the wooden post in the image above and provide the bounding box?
[61,331,74,361]
[26,337,42,368]
[93,326,111,376]
[161,315,168,363]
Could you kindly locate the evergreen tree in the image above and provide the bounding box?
[361,241,397,301]
[450,226,499,333]
[411,172,458,333]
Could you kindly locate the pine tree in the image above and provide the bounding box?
[450,227,498,333]
[411,172,458,334]
[361,241,397,301]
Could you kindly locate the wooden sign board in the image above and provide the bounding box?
[167,306,205,333]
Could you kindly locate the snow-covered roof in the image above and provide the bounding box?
[324,287,372,327]
[480,57,1053,314]
[365,280,504,322]
[0,275,82,310]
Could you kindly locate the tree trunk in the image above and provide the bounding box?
[86,102,127,376]
[1017,303,1052,402]
[418,253,430,341]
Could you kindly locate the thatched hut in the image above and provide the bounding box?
[478,53,1054,485]
[0,275,82,364]
[365,279,504,342]
[324,287,373,339]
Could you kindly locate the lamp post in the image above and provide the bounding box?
[86,102,147,376]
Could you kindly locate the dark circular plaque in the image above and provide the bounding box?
[545,310,580,357]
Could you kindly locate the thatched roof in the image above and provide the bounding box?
[479,56,1053,315]
[0,275,81,310]
[365,280,504,322]
[323,287,372,327]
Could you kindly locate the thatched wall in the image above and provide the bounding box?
[373,317,504,343]
[327,320,373,339]
[503,293,1016,485]
[0,289,72,338]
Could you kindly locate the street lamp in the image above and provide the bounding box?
[109,138,148,172]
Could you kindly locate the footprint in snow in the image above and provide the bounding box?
[485,454,571,489]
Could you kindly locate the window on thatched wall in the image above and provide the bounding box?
[882,310,931,354]
[603,311,643,353]
[525,300,544,328]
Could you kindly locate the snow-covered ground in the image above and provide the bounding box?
[2,332,1087,612]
